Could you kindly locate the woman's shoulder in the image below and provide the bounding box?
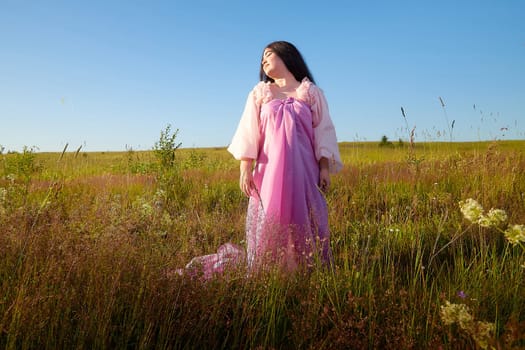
[298,77,323,103]
[249,81,272,105]
[251,81,267,93]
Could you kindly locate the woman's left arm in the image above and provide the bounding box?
[310,85,343,174]
[319,157,330,192]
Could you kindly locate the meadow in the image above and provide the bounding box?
[0,138,524,349]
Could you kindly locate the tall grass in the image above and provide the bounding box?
[0,141,524,349]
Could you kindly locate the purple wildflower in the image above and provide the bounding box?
[457,290,467,299]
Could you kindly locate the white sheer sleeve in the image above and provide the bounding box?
[227,89,260,160]
[309,85,343,173]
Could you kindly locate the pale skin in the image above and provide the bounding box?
[239,48,331,197]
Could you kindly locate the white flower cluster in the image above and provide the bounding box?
[459,198,485,223]
[459,198,524,247]
[504,224,525,246]
[478,208,508,228]
[440,300,495,350]
[440,301,473,328]
[459,199,507,227]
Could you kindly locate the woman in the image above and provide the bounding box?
[177,41,342,277]
[227,41,342,271]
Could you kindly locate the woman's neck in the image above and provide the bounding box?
[269,77,301,100]
[273,78,295,88]
[271,71,299,88]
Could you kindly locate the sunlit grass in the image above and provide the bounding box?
[0,140,524,348]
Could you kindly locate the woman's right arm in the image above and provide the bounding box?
[240,158,255,197]
[227,89,261,161]
[226,85,262,197]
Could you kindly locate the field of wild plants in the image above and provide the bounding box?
[1,134,524,349]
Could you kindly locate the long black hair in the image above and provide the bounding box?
[259,41,315,84]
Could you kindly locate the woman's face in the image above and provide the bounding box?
[261,48,287,79]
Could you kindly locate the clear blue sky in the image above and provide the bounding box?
[1,0,524,152]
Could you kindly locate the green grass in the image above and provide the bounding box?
[0,140,524,349]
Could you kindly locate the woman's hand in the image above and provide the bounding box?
[240,159,255,197]
[319,157,330,192]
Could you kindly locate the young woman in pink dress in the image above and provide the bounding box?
[228,40,342,271]
[178,41,342,277]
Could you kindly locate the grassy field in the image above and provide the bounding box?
[1,140,524,349]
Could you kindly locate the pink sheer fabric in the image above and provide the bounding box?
[175,243,246,279]
[245,95,333,269]
[176,79,341,278]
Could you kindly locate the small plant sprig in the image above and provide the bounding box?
[438,96,455,142]
[400,107,423,169]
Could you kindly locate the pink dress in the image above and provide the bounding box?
[177,78,342,278]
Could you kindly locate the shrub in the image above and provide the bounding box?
[153,124,182,171]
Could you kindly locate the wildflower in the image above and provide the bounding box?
[471,321,496,350]
[478,208,507,228]
[457,290,467,299]
[141,202,153,217]
[504,224,525,245]
[440,300,496,349]
[440,301,473,329]
[459,198,484,223]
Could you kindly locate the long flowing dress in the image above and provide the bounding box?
[177,78,342,278]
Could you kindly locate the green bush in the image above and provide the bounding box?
[1,146,41,181]
[153,124,182,171]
